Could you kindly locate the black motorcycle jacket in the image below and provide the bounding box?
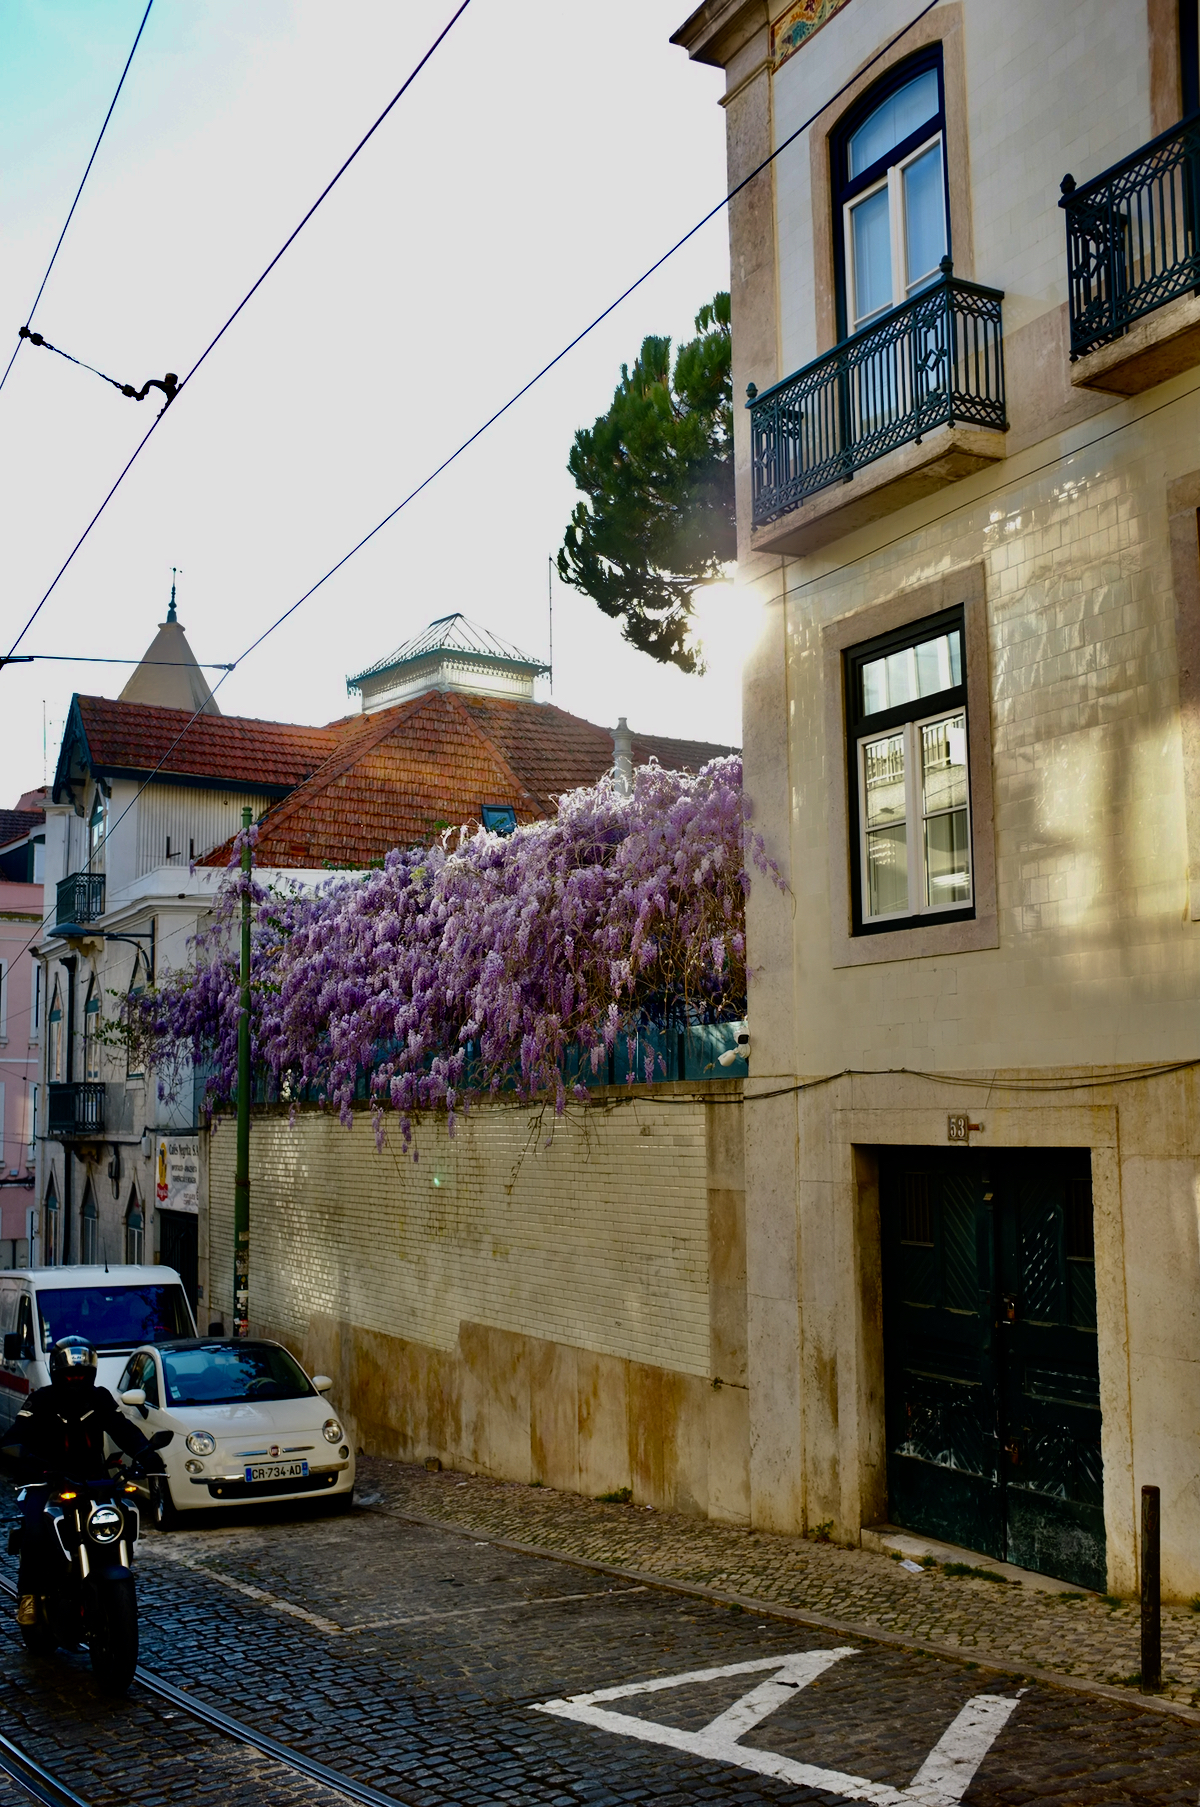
[4,1382,155,1481]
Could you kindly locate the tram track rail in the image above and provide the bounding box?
[0,1570,419,1807]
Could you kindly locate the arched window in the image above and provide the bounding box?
[125,1191,144,1266]
[84,977,101,1083]
[833,55,948,336]
[43,1178,59,1267]
[81,1185,98,1266]
[48,981,63,1084]
[89,791,107,868]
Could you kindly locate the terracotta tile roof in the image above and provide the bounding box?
[202,691,738,869]
[456,696,737,816]
[74,695,344,792]
[0,808,44,851]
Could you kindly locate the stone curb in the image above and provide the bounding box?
[367,1500,1200,1728]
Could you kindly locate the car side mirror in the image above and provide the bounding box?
[120,1388,146,1407]
[312,1375,333,1394]
[3,1334,22,1362]
[147,1429,173,1451]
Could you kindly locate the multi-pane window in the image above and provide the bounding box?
[43,1183,59,1267]
[846,611,972,931]
[835,57,949,336]
[48,983,63,1083]
[125,1194,144,1266]
[89,791,106,868]
[81,1188,98,1265]
[84,979,101,1083]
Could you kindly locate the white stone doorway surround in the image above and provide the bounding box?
[745,1085,1134,1596]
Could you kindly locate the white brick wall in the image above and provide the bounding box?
[208,1098,713,1378]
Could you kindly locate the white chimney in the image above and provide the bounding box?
[614,717,632,794]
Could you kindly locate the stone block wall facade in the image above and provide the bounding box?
[205,1085,749,1521]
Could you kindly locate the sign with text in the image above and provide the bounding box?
[155,1135,199,1214]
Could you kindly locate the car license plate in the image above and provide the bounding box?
[243,1460,308,1484]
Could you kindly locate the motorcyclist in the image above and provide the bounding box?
[4,1336,162,1620]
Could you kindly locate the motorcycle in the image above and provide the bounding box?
[8,1430,173,1695]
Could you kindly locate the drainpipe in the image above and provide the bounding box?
[61,956,76,1264]
[613,717,632,795]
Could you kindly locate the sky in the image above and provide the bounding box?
[0,0,746,805]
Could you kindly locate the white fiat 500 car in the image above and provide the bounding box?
[115,1338,354,1527]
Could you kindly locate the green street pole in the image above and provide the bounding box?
[233,805,252,1337]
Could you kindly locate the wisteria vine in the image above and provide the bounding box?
[129,758,772,1144]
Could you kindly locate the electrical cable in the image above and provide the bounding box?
[2,0,474,667]
[7,318,1200,1009]
[2,653,233,669]
[0,0,154,403]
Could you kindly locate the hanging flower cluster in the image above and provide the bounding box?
[131,757,771,1143]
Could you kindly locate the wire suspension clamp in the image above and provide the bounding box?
[18,326,177,409]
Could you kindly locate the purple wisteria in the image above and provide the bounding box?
[132,758,769,1143]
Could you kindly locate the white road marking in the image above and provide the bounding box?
[146,1546,345,1636]
[904,1694,1023,1807]
[146,1544,647,1636]
[533,1650,1021,1807]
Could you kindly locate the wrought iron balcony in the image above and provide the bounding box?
[47,1082,105,1139]
[748,261,1006,528]
[1061,113,1200,360]
[54,871,105,935]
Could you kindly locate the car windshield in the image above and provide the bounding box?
[160,1343,314,1406]
[36,1285,194,1352]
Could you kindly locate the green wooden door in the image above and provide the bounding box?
[998,1157,1105,1591]
[880,1148,1104,1591]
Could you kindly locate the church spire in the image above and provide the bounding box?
[167,567,178,623]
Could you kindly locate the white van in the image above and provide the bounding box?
[0,1265,197,1432]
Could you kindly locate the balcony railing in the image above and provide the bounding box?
[47,1082,105,1139]
[55,871,105,935]
[748,261,1006,528]
[1061,113,1200,359]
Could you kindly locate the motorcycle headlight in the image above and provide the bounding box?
[322,1418,343,1445]
[186,1432,216,1456]
[88,1505,123,1544]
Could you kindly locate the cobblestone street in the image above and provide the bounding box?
[0,1461,1197,1804]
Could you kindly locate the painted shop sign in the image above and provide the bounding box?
[156,1135,199,1214]
[772,0,852,70]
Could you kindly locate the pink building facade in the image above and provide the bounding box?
[0,878,42,1261]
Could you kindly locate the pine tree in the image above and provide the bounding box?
[557,293,734,673]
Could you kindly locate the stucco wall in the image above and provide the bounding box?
[206,1088,750,1521]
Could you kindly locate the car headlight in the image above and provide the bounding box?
[186,1431,216,1456]
[322,1418,343,1445]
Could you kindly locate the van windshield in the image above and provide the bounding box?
[36,1285,194,1352]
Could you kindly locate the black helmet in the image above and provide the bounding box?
[49,1337,97,1382]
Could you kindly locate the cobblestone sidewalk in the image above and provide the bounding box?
[358,1456,1200,1714]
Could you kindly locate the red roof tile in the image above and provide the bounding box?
[202,691,737,868]
[74,695,345,792]
[0,808,44,851]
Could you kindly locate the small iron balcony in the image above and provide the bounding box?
[47,1082,105,1139]
[55,871,105,935]
[1061,113,1200,362]
[748,262,1005,530]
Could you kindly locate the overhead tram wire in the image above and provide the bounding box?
[5,0,933,676]
[0,0,154,404]
[2,0,474,668]
[0,0,954,973]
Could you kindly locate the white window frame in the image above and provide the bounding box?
[0,959,6,1042]
[84,980,101,1084]
[857,704,973,925]
[843,130,947,333]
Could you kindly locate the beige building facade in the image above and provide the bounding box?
[674,0,1200,1594]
